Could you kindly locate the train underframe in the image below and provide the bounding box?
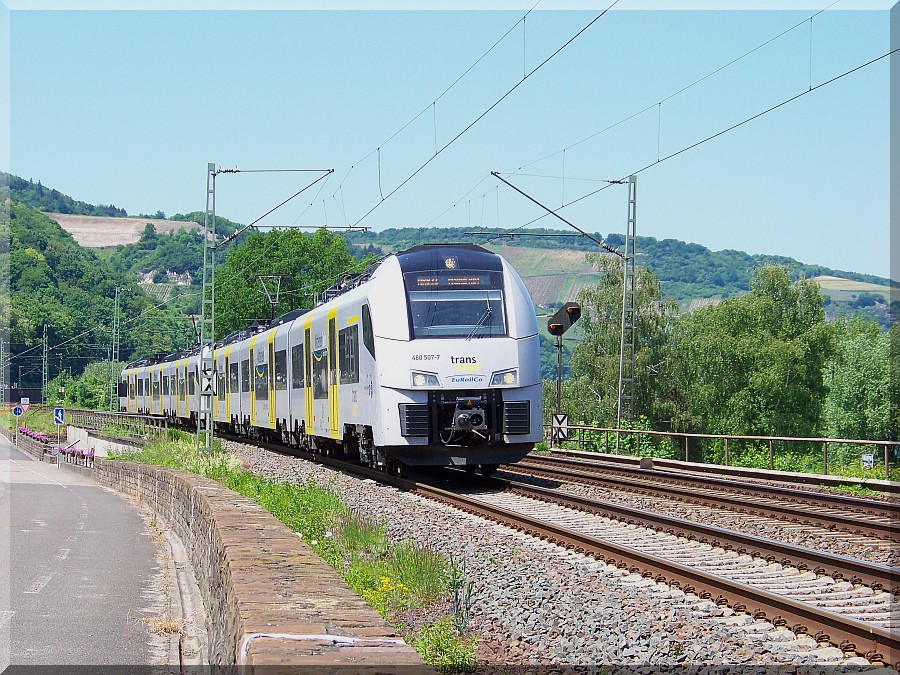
[159,391,532,477]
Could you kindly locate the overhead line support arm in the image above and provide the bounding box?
[491,172,624,258]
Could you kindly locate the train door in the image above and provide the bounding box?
[268,337,276,430]
[152,366,161,415]
[246,338,256,431]
[252,338,269,430]
[180,361,188,419]
[328,312,339,438]
[304,326,313,435]
[212,351,218,423]
[223,346,232,427]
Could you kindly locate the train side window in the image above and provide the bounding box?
[188,372,196,396]
[291,344,304,389]
[217,369,226,396]
[138,378,144,396]
[362,304,375,359]
[229,362,240,393]
[274,349,287,390]
[339,324,359,384]
[129,377,135,397]
[152,376,160,394]
[241,359,250,393]
[162,376,169,396]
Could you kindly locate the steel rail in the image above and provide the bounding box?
[496,477,900,596]
[540,454,899,515]
[514,456,900,542]
[414,481,900,669]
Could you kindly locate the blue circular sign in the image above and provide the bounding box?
[12,406,23,417]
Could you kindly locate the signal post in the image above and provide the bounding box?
[547,303,580,444]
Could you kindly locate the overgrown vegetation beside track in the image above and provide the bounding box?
[0,407,58,436]
[112,436,477,673]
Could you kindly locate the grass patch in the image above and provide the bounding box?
[2,408,59,435]
[827,483,883,497]
[111,438,477,673]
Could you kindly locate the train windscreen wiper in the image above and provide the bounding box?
[465,299,493,341]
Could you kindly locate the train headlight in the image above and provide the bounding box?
[411,371,440,388]
[490,369,518,386]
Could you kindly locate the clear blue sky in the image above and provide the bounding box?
[2,3,893,279]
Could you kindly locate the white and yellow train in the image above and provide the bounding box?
[120,244,542,474]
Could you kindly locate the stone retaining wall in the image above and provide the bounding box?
[95,460,428,670]
[2,428,48,461]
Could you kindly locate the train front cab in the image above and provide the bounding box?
[366,246,542,469]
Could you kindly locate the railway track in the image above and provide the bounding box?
[71,413,900,667]
[422,477,900,668]
[509,454,900,543]
[216,434,900,667]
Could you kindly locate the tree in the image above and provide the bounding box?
[824,317,892,440]
[214,228,374,339]
[138,223,158,249]
[667,264,834,437]
[564,254,677,426]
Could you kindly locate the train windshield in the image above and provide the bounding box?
[405,271,507,339]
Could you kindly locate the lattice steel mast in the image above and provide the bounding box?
[616,175,637,431]
[197,163,217,454]
[196,164,338,453]
[109,287,122,411]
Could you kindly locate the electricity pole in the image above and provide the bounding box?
[197,164,217,454]
[42,324,48,404]
[0,338,6,403]
[196,164,335,453]
[616,175,638,434]
[109,287,123,411]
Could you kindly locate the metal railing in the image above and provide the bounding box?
[69,409,168,442]
[545,424,898,479]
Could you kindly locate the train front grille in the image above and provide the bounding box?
[399,403,430,437]
[502,401,530,435]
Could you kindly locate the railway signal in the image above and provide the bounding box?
[548,303,581,336]
[547,302,581,422]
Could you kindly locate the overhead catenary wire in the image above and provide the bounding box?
[331,0,543,209]
[497,44,896,235]
[511,1,840,175]
[350,1,620,228]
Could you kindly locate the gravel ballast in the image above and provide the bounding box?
[226,441,884,671]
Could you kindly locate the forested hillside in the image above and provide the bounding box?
[343,227,895,302]
[2,200,196,389]
[2,172,127,217]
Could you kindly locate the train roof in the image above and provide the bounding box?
[396,244,499,273]
[122,244,500,372]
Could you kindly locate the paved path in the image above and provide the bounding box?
[1,437,165,669]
